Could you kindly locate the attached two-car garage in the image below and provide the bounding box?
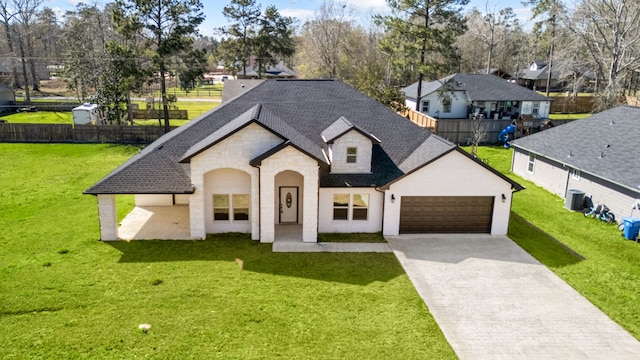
[399,196,495,234]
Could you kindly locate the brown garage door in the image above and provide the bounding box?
[399,196,494,234]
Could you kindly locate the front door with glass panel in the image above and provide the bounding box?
[279,187,298,223]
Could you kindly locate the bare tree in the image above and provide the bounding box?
[569,0,640,109]
[467,3,517,74]
[0,0,19,87]
[295,0,357,78]
[13,0,46,98]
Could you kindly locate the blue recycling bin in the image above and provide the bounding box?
[622,217,640,240]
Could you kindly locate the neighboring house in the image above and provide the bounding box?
[237,61,296,79]
[515,60,596,92]
[85,79,522,243]
[511,105,640,221]
[403,73,551,120]
[473,68,512,79]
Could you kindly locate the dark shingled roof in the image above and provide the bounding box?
[403,73,549,102]
[86,79,485,194]
[320,116,380,144]
[511,105,640,194]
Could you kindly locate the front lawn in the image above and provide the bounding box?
[0,144,454,358]
[473,146,640,339]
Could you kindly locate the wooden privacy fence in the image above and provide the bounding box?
[398,106,572,144]
[0,123,175,144]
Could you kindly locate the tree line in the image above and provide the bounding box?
[1,0,639,127]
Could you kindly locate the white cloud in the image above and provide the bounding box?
[280,8,316,22]
[513,7,534,31]
[346,0,388,11]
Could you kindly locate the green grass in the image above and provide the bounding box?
[1,100,218,125]
[0,111,73,124]
[0,144,454,358]
[318,232,386,243]
[471,146,640,339]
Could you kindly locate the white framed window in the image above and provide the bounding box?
[532,101,540,115]
[421,100,429,113]
[346,147,357,163]
[233,194,249,220]
[213,193,249,221]
[527,153,535,173]
[213,194,229,220]
[571,168,581,181]
[333,194,349,220]
[442,98,452,113]
[333,194,369,221]
[352,194,369,220]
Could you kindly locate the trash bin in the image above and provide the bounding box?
[622,217,640,240]
[565,189,585,211]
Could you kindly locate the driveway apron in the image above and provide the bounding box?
[386,234,640,359]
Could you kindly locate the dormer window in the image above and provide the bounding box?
[346,147,357,163]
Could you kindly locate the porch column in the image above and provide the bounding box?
[97,194,117,240]
[260,168,275,243]
[302,166,319,243]
[189,188,206,240]
[250,168,260,240]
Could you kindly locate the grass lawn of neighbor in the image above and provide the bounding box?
[470,146,640,340]
[1,100,218,126]
[0,144,454,358]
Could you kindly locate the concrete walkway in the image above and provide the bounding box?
[386,234,640,359]
[272,241,391,253]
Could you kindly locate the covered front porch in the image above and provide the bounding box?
[118,205,190,240]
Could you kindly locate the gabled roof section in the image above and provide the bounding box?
[180,104,274,162]
[320,116,381,144]
[403,73,549,102]
[180,103,327,164]
[511,105,640,194]
[86,79,462,194]
[382,146,524,191]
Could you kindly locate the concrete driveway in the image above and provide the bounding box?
[386,234,640,359]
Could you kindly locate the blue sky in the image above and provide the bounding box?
[47,0,533,37]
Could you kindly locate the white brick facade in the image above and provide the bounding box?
[259,146,319,243]
[97,194,118,240]
[190,123,282,240]
[330,130,372,173]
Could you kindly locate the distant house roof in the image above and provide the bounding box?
[473,68,512,79]
[239,61,296,79]
[515,60,595,81]
[511,105,640,194]
[85,79,467,194]
[403,73,549,102]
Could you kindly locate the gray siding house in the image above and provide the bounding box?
[511,105,640,221]
[403,73,551,120]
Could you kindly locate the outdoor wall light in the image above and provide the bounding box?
[501,193,507,203]
[391,194,396,203]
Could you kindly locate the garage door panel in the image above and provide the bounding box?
[399,196,494,234]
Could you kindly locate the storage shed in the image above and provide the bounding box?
[72,103,100,125]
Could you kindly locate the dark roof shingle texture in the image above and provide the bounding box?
[403,73,549,102]
[511,105,640,193]
[86,79,462,194]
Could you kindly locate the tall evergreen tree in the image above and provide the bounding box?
[219,0,260,77]
[113,0,204,133]
[376,0,468,111]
